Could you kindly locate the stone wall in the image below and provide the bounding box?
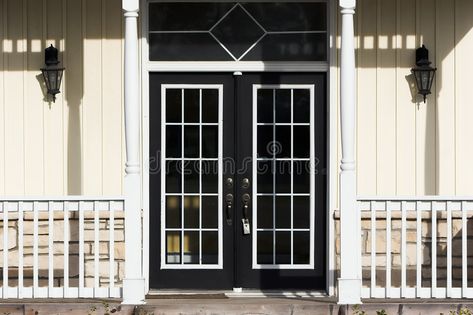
[0,212,125,288]
[334,211,473,289]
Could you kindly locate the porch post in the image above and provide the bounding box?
[122,0,145,305]
[338,0,361,305]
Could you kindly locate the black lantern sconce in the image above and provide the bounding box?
[411,45,437,103]
[41,44,65,102]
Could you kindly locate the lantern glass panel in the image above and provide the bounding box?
[421,71,430,91]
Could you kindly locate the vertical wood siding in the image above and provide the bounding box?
[0,0,124,196]
[355,0,473,196]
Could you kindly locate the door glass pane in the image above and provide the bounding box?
[202,232,219,264]
[162,86,222,268]
[165,161,181,193]
[184,126,199,158]
[166,89,182,123]
[257,232,273,265]
[202,196,218,228]
[253,85,314,268]
[184,232,200,264]
[202,89,219,123]
[166,126,181,158]
[166,232,181,264]
[184,196,200,228]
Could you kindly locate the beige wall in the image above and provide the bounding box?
[0,0,124,196]
[355,0,473,196]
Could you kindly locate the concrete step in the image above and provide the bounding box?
[0,299,472,315]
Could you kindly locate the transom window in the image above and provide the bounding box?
[148,2,328,62]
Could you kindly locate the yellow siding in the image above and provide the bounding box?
[0,0,124,196]
[354,0,473,196]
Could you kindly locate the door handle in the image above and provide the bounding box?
[241,193,251,235]
[225,193,233,226]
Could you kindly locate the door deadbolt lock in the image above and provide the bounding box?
[241,178,250,189]
[226,178,233,188]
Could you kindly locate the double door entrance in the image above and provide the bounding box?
[149,73,326,290]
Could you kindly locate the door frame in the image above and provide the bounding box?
[140,0,338,296]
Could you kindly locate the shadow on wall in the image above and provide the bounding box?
[1,0,123,195]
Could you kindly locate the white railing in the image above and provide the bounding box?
[359,197,473,299]
[0,197,124,299]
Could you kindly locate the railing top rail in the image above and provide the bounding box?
[0,196,125,201]
[357,196,473,201]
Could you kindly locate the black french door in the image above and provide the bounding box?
[149,73,326,290]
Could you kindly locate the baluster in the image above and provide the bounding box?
[3,201,9,298]
[18,201,24,298]
[48,201,54,294]
[109,201,115,294]
[447,201,453,297]
[370,201,376,297]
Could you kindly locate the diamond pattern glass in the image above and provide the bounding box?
[210,6,265,59]
[149,3,327,61]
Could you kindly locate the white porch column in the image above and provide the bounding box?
[122,0,145,305]
[338,0,361,305]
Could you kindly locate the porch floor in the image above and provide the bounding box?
[0,297,472,315]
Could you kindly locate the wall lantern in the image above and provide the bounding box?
[411,45,437,103]
[41,44,65,102]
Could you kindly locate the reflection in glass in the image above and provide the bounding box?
[184,89,200,123]
[275,126,291,158]
[166,126,181,158]
[293,161,310,193]
[184,196,200,228]
[202,196,218,228]
[149,33,233,61]
[202,126,218,158]
[275,89,291,123]
[257,196,273,229]
[242,33,327,61]
[202,232,219,264]
[257,126,273,158]
[275,197,291,229]
[202,160,218,193]
[149,3,234,31]
[184,161,199,193]
[293,126,310,158]
[275,161,291,193]
[293,89,310,123]
[166,196,181,228]
[166,89,182,123]
[184,126,199,158]
[293,196,310,229]
[257,89,273,123]
[165,161,181,193]
[241,2,327,32]
[257,231,273,264]
[202,89,219,123]
[257,161,273,193]
[166,232,181,264]
[210,5,265,59]
[276,231,291,264]
[293,232,310,264]
[184,232,199,264]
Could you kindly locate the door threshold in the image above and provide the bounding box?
[147,289,329,299]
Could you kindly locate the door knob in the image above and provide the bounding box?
[241,178,250,189]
